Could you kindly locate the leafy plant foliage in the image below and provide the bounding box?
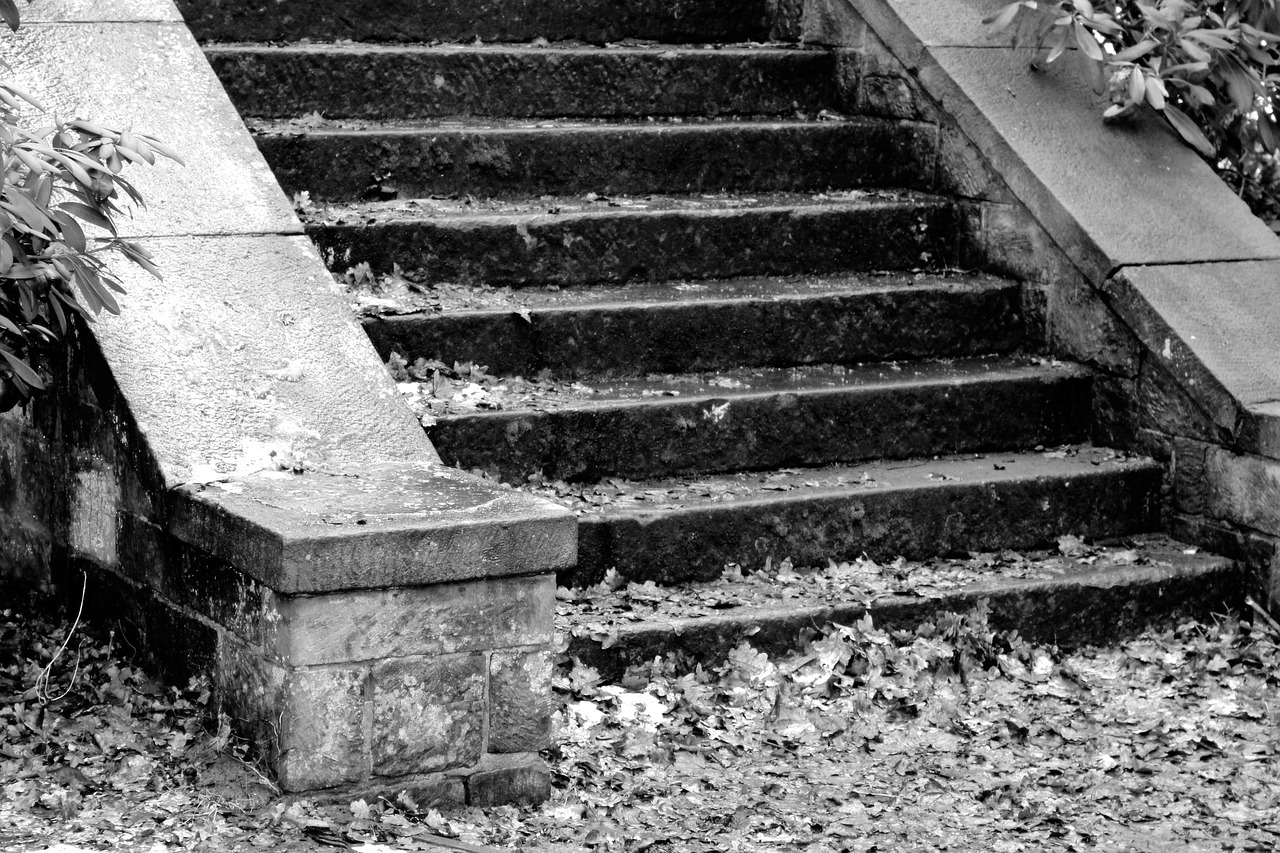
[986,0,1280,226]
[0,0,180,410]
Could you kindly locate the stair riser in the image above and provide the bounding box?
[568,561,1242,679]
[569,465,1164,586]
[433,373,1093,482]
[207,47,835,120]
[314,200,959,285]
[365,281,1028,377]
[179,0,796,45]
[259,120,938,202]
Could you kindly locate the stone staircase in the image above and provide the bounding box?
[179,0,1239,671]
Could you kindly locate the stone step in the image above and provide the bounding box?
[254,116,938,202]
[555,447,1164,586]
[178,0,796,46]
[205,43,836,120]
[309,190,960,285]
[361,273,1033,378]
[422,357,1092,483]
[560,535,1240,678]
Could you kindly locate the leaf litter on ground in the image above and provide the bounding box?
[3,577,1280,852]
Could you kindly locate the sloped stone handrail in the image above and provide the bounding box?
[0,0,574,800]
[825,0,1280,603]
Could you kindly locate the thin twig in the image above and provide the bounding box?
[35,568,87,705]
[1245,596,1280,637]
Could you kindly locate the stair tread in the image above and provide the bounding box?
[206,41,820,56]
[412,355,1086,420]
[355,271,1015,317]
[560,534,1227,626]
[540,446,1158,516]
[559,534,1239,669]
[252,114,898,135]
[306,188,950,224]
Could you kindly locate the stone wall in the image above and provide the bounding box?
[0,0,575,802]
[819,0,1280,608]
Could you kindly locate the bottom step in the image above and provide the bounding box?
[554,447,1164,586]
[560,535,1240,678]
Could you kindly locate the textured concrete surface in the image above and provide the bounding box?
[312,193,959,285]
[432,360,1092,482]
[208,44,836,120]
[371,655,486,777]
[170,463,575,593]
[881,0,1019,49]
[26,0,180,22]
[95,235,432,482]
[177,0,787,44]
[277,667,368,790]
[488,649,553,754]
[921,47,1280,277]
[844,0,1280,461]
[0,21,297,237]
[256,117,938,202]
[568,543,1240,679]
[1107,262,1280,458]
[365,274,1028,378]
[265,574,555,666]
[573,452,1164,585]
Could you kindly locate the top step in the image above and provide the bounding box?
[176,0,801,46]
[205,43,834,121]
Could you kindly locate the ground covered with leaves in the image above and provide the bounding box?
[2,583,1279,852]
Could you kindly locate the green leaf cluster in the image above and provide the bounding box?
[986,0,1280,225]
[0,0,180,410]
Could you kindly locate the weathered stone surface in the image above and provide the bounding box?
[488,649,553,754]
[266,575,555,666]
[966,202,1068,285]
[1203,446,1280,539]
[935,116,1014,203]
[217,637,287,765]
[371,655,485,777]
[256,118,938,202]
[0,22,297,238]
[364,274,1028,380]
[1089,375,1139,452]
[572,451,1164,586]
[800,0,867,47]
[27,0,179,22]
[208,44,836,120]
[171,464,574,593]
[278,667,369,790]
[432,359,1092,482]
[466,755,551,807]
[1171,514,1280,608]
[69,467,117,567]
[310,193,960,286]
[915,47,1280,280]
[880,0,1020,49]
[361,776,466,810]
[178,0,782,44]
[1046,270,1141,378]
[851,31,936,121]
[1107,262,1280,459]
[1136,357,1225,445]
[95,235,432,486]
